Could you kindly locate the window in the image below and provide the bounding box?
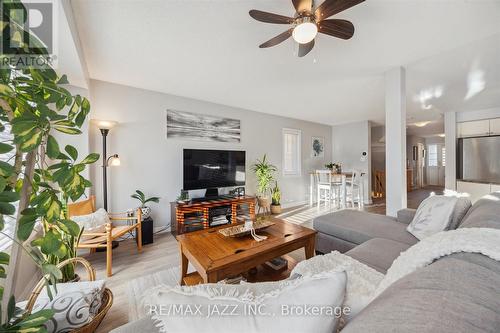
[441,147,446,167]
[428,144,438,167]
[282,128,301,176]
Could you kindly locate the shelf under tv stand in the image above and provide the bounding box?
[171,195,256,235]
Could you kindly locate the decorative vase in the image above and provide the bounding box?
[270,204,282,214]
[140,206,151,220]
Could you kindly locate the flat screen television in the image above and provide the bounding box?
[183,149,246,194]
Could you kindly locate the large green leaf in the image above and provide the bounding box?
[45,199,61,221]
[0,202,15,215]
[0,161,14,177]
[54,126,81,135]
[59,219,80,237]
[0,191,20,202]
[18,214,37,241]
[46,135,60,159]
[0,177,6,192]
[64,145,78,160]
[80,153,100,165]
[19,129,43,152]
[33,231,62,255]
[0,252,10,265]
[0,142,13,154]
[9,309,54,330]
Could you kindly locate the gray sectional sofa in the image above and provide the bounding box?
[111,193,500,332]
[340,192,500,332]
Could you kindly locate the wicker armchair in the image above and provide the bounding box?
[67,195,142,277]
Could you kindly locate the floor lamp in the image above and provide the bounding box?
[95,120,120,211]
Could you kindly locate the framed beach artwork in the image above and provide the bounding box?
[166,109,241,142]
[311,136,324,158]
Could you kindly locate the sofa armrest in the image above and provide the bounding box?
[396,208,417,224]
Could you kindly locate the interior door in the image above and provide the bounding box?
[426,144,445,186]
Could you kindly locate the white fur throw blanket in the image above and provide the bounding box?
[292,227,500,320]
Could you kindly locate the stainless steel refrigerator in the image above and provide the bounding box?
[458,136,500,183]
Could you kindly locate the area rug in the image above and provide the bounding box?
[128,265,195,321]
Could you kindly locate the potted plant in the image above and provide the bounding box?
[271,182,282,214]
[252,154,277,210]
[131,190,160,220]
[0,1,99,326]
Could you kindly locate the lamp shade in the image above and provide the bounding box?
[107,154,121,166]
[93,119,118,130]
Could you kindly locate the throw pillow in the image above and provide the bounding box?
[18,280,105,333]
[442,190,472,230]
[71,208,110,240]
[143,271,347,333]
[407,195,458,240]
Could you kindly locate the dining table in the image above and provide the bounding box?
[309,171,365,208]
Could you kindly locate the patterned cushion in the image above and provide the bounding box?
[18,280,105,333]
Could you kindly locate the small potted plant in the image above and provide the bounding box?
[271,181,282,214]
[252,154,277,210]
[131,190,160,220]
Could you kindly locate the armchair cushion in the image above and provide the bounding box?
[72,208,110,240]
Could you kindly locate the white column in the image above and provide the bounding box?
[444,112,457,190]
[385,67,407,216]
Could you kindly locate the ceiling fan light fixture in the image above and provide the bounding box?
[292,18,318,44]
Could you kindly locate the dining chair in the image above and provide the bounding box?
[68,195,142,277]
[346,170,363,209]
[315,170,334,206]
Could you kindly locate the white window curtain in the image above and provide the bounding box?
[282,128,301,176]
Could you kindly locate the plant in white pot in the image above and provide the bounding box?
[252,154,277,211]
[131,190,160,220]
[271,181,282,214]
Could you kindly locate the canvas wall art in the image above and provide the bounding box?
[166,110,241,142]
[311,136,324,158]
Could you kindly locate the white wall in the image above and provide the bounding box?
[88,80,332,228]
[332,121,372,204]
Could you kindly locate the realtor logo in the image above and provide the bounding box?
[1,0,58,68]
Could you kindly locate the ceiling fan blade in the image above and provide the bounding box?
[318,19,354,39]
[292,0,313,14]
[315,0,365,21]
[298,39,315,57]
[249,9,295,24]
[259,29,293,48]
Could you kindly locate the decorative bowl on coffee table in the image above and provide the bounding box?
[218,220,275,237]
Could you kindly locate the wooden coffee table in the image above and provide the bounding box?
[176,218,317,285]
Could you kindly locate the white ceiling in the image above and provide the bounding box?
[70,0,500,126]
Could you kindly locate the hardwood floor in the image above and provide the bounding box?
[88,186,442,332]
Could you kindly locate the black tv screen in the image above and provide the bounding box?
[183,149,246,190]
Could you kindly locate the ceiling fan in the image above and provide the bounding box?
[249,0,365,57]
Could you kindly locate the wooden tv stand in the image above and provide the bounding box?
[171,196,256,235]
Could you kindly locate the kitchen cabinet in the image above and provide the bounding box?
[489,119,500,135]
[457,181,491,203]
[457,120,490,138]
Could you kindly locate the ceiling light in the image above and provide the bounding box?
[414,121,431,128]
[292,18,317,44]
